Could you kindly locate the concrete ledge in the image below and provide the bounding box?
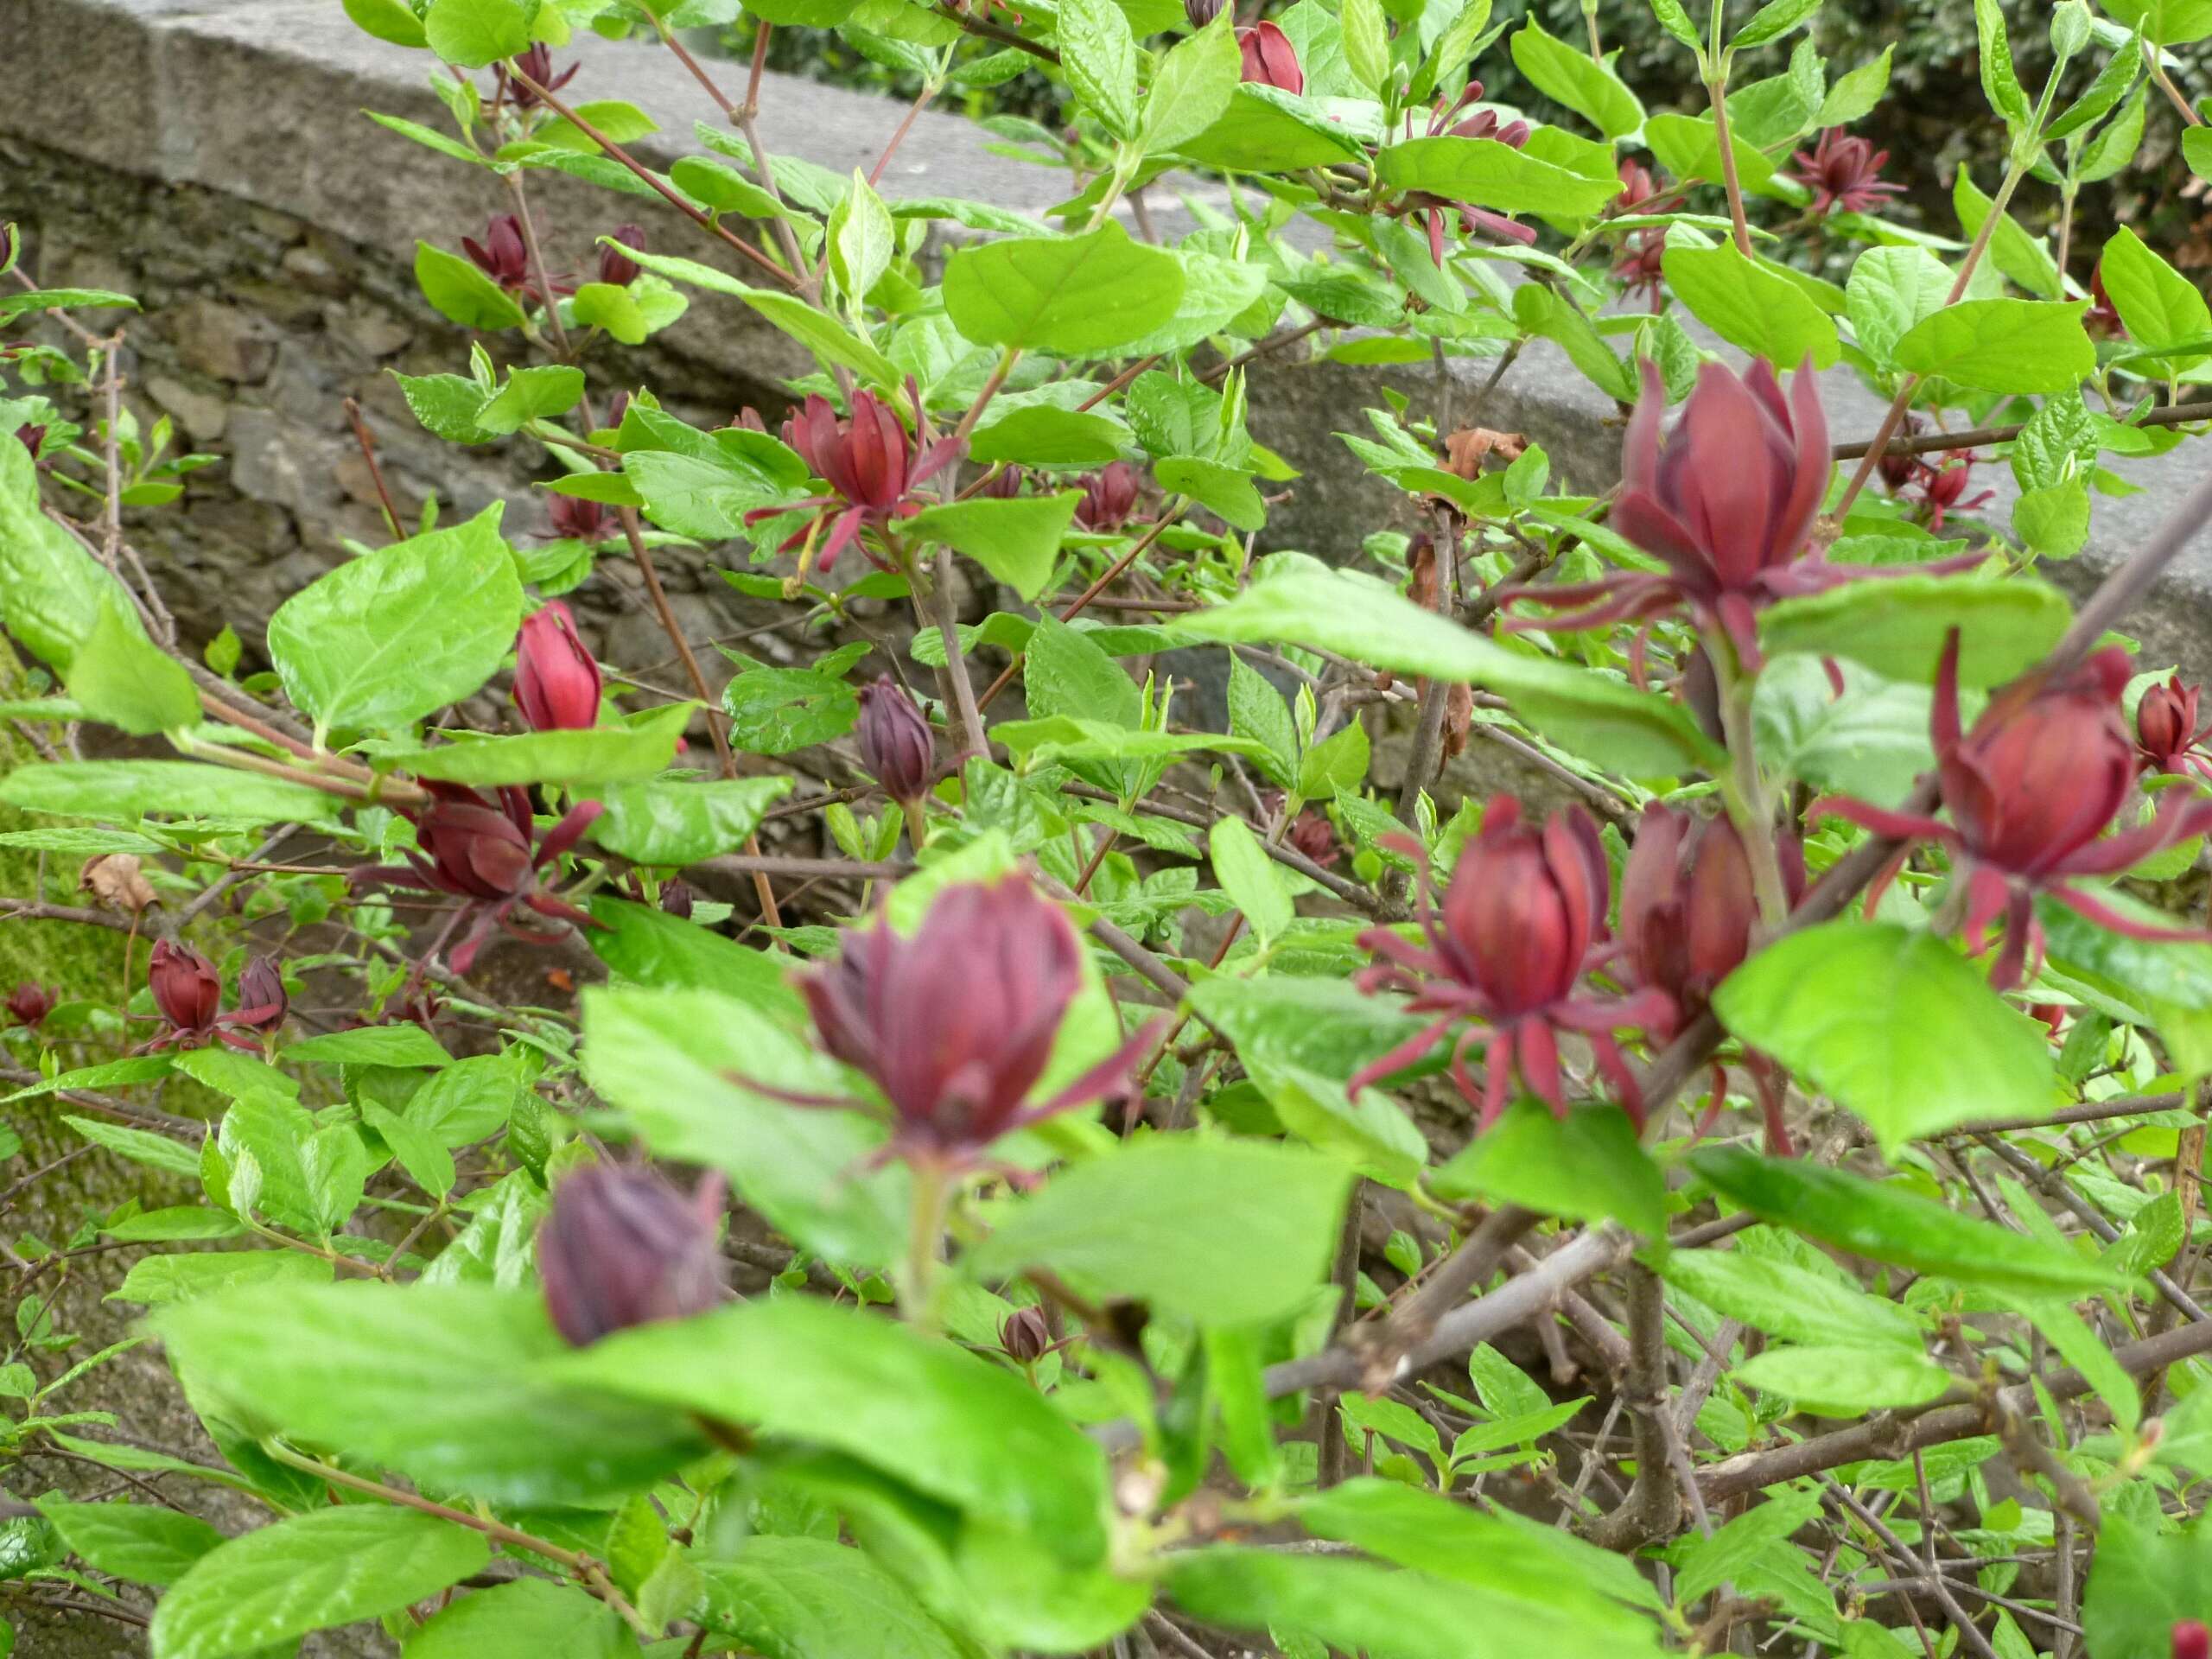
[1,0,2207,677]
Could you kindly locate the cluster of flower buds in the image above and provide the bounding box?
[760,390,963,575]
[789,876,1160,1166]
[857,677,936,816]
[1788,129,1903,215]
[1818,631,2212,989]
[1348,798,1670,1128]
[2137,674,2212,779]
[352,783,602,975]
[493,42,579,113]
[1073,461,1142,532]
[1236,22,1302,92]
[461,214,573,304]
[1506,356,1973,669]
[537,1163,726,1347]
[6,982,55,1028]
[513,601,602,733]
[141,943,288,1052]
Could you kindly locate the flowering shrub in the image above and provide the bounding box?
[7,0,2212,1655]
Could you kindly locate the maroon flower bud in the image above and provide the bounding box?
[1907,456,1995,531]
[148,940,222,1039]
[2179,1623,2211,1659]
[604,391,633,432]
[1000,1304,1052,1363]
[980,464,1027,499]
[6,983,55,1028]
[496,41,580,112]
[537,1163,726,1348]
[2086,264,2126,340]
[1874,414,1929,493]
[2138,674,2211,777]
[731,405,768,433]
[546,493,613,543]
[1349,798,1670,1128]
[1073,461,1141,532]
[229,956,289,1034]
[1184,0,1224,26]
[599,225,644,288]
[1789,129,1903,215]
[856,677,935,810]
[14,423,44,459]
[514,601,601,733]
[1619,805,1804,1033]
[1287,807,1339,868]
[766,391,963,574]
[1818,632,2212,990]
[462,213,532,291]
[1236,22,1303,92]
[2026,1001,2068,1037]
[660,879,696,919]
[1611,155,1682,216]
[795,876,1161,1164]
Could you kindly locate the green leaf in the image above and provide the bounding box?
[382,708,690,788]
[1673,1494,1824,1608]
[1432,1099,1666,1238]
[286,1024,453,1069]
[828,170,895,308]
[150,1507,490,1659]
[1373,137,1621,218]
[1662,241,1840,369]
[721,666,860,755]
[1174,86,1370,170]
[1715,920,2053,1152]
[0,435,148,675]
[1168,568,1722,778]
[403,1577,626,1659]
[360,1101,457,1200]
[593,775,791,864]
[1757,575,2067,688]
[898,492,1079,602]
[2037,888,2212,1081]
[558,1297,1115,1564]
[1953,171,2061,300]
[1513,284,1634,401]
[1751,658,1936,808]
[413,240,526,331]
[1208,816,1294,946]
[2014,480,2090,558]
[103,1207,247,1243]
[1226,654,1298,785]
[152,1283,708,1504]
[1166,1545,1666,1659]
[1974,0,2031,130]
[1894,298,2095,393]
[1657,1243,1923,1348]
[2100,225,2212,355]
[2082,1516,2212,1659]
[1510,17,1643,139]
[1058,0,1141,137]
[62,1113,200,1178]
[423,0,531,65]
[2101,0,2212,45]
[669,156,787,219]
[110,1249,330,1308]
[475,364,585,435]
[944,223,1185,355]
[1339,0,1391,98]
[580,983,902,1262]
[37,1498,223,1587]
[972,1138,1351,1325]
[612,246,905,391]
[366,111,483,166]
[1646,0,1702,52]
[1154,456,1266,531]
[1819,46,1893,125]
[267,504,520,731]
[61,595,198,736]
[1741,1344,1955,1410]
[1730,0,1821,50]
[1689,1147,2124,1296]
[694,1537,969,1659]
[344,0,430,47]
[969,405,1128,467]
[1846,245,1954,368]
[0,760,342,824]
[391,370,498,443]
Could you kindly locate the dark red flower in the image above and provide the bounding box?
[1410,83,1538,253]
[1348,798,1670,1128]
[1611,155,1683,216]
[1506,358,1974,670]
[2086,264,2126,340]
[660,879,696,919]
[513,601,601,733]
[352,783,603,975]
[757,391,963,574]
[787,877,1162,1166]
[1789,129,1903,215]
[538,1163,726,1348]
[857,677,936,810]
[1612,231,1668,312]
[461,214,572,302]
[1237,22,1303,92]
[1073,461,1142,532]
[2178,1622,2211,1659]
[546,494,613,543]
[14,424,44,459]
[1287,807,1340,868]
[1875,414,1930,493]
[598,225,644,289]
[495,42,580,113]
[1619,805,1804,1032]
[1905,455,1995,531]
[1000,1304,1052,1363]
[228,956,289,1035]
[2027,1001,2068,1037]
[2138,674,2212,779]
[980,464,1027,499]
[1816,632,2212,989]
[6,983,56,1028]
[149,941,220,1034]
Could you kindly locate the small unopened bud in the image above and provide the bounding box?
[513,601,602,732]
[1000,1305,1052,1363]
[229,957,288,1033]
[660,879,696,920]
[537,1163,726,1348]
[148,941,221,1036]
[6,983,55,1028]
[2177,1621,2209,1659]
[1073,461,1141,532]
[1183,0,1223,28]
[599,225,644,288]
[980,464,1026,499]
[857,677,935,810]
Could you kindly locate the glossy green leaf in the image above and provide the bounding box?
[1208,816,1293,944]
[2037,889,2212,1081]
[2082,1516,2212,1659]
[1662,241,1840,369]
[1509,17,1643,139]
[383,706,690,788]
[1731,1344,1953,1411]
[474,363,585,435]
[1373,137,1621,218]
[37,1499,223,1587]
[1175,86,1370,170]
[1058,0,1141,137]
[1751,658,1936,808]
[1953,171,2060,300]
[2101,226,2212,355]
[1432,1099,1667,1238]
[423,0,531,65]
[593,774,792,864]
[693,1537,970,1659]
[0,760,343,824]
[1657,1243,1923,1349]
[1846,245,1953,368]
[61,595,199,736]
[1892,299,2095,393]
[403,1577,626,1659]
[899,492,1079,602]
[944,223,1185,355]
[344,0,431,48]
[413,240,526,330]
[1757,575,2067,688]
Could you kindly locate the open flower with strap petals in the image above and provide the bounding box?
[1812,630,2212,990]
[1502,356,1977,671]
[351,782,603,975]
[1348,798,1672,1130]
[749,387,964,577]
[2138,674,2212,780]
